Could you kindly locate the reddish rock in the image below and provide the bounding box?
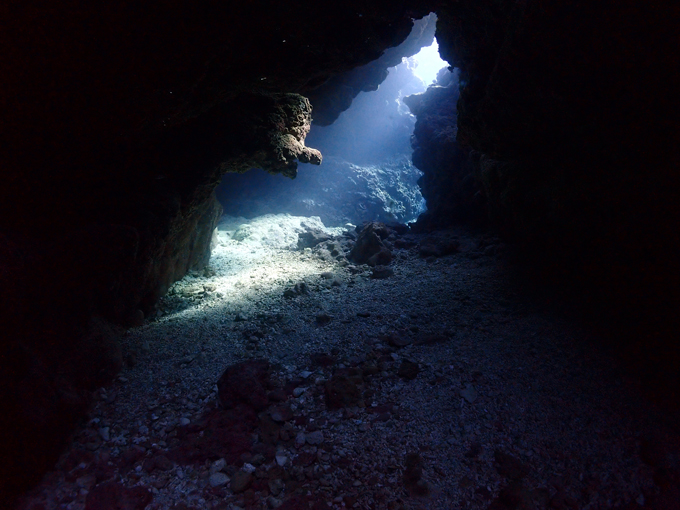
[168,406,256,465]
[218,360,271,412]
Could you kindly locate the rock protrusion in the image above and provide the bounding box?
[348,223,394,267]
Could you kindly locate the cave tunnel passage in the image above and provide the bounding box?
[10,4,680,509]
[215,33,452,231]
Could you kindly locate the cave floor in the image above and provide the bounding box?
[16,216,680,510]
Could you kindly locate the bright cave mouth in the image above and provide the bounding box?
[156,15,455,320]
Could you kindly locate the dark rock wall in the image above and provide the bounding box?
[412,1,680,378]
[404,72,487,229]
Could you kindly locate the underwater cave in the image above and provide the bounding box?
[2,2,680,509]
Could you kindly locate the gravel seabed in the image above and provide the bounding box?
[15,214,680,510]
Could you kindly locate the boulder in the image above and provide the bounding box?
[349,223,393,266]
[217,360,271,412]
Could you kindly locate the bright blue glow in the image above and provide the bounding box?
[411,39,449,86]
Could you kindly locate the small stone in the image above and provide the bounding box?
[460,384,478,403]
[316,313,332,326]
[371,266,394,279]
[300,371,313,379]
[292,387,306,397]
[305,430,324,445]
[153,455,173,471]
[99,427,110,441]
[275,455,288,467]
[295,432,306,447]
[209,472,230,487]
[270,405,293,423]
[210,458,227,473]
[179,417,190,426]
[383,333,411,348]
[268,478,285,496]
[267,496,283,509]
[230,470,253,493]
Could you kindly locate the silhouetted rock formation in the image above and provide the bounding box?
[405,73,487,229]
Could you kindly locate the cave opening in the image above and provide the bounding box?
[6,3,680,508]
[215,16,452,231]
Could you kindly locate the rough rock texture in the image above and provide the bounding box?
[404,72,486,229]
[0,3,434,503]
[413,1,680,385]
[348,222,394,266]
[307,13,437,126]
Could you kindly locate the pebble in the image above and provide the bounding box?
[230,470,253,493]
[306,430,324,445]
[275,455,288,467]
[460,383,478,403]
[210,458,226,473]
[99,427,110,441]
[269,478,285,496]
[267,496,283,509]
[293,387,306,397]
[179,417,190,426]
[209,472,230,487]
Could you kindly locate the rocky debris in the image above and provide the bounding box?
[349,222,394,266]
[168,406,256,465]
[16,224,678,510]
[283,282,309,299]
[315,313,332,326]
[297,229,332,249]
[217,360,271,412]
[230,470,253,493]
[382,332,412,348]
[229,214,337,250]
[460,383,478,403]
[209,471,229,487]
[371,265,394,279]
